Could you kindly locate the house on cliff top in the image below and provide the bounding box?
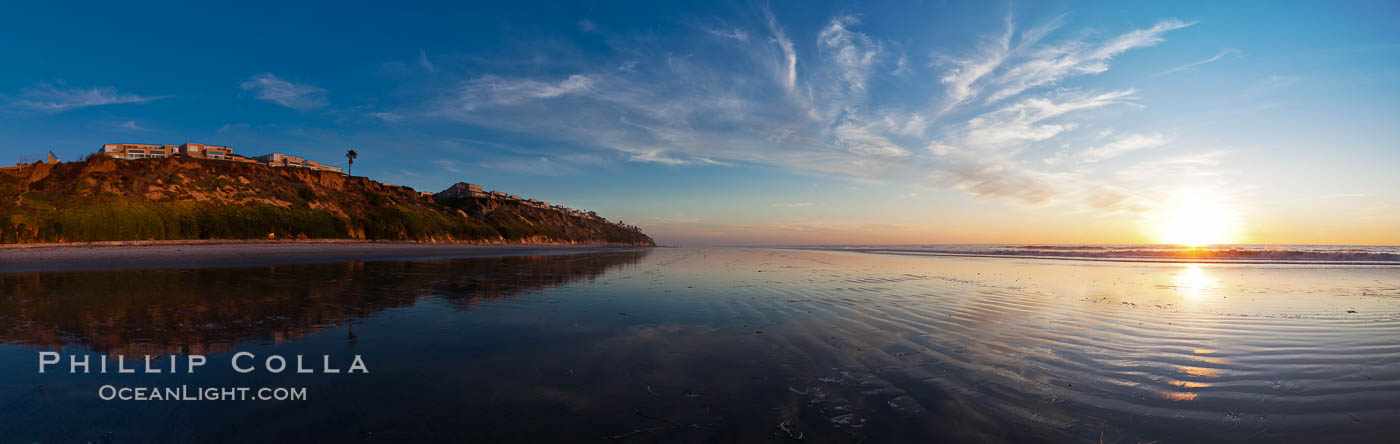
[435,182,489,199]
[98,142,343,173]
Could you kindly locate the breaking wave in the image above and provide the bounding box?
[802,244,1400,264]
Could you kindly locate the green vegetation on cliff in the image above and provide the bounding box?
[0,157,653,245]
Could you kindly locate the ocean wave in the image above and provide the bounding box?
[803,244,1400,264]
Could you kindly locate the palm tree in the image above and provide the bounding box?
[345,149,358,175]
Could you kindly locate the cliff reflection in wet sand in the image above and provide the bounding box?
[0,251,648,357]
[2,247,1398,443]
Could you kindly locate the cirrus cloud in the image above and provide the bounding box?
[413,10,1203,218]
[11,82,164,112]
[240,73,328,110]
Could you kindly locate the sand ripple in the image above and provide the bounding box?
[685,248,1400,441]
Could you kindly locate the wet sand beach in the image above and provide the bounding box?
[0,241,649,272]
[2,247,1397,442]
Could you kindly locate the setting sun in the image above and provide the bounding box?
[1152,200,1241,246]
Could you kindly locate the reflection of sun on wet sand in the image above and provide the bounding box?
[1169,380,1211,389]
[1159,391,1200,401]
[1178,366,1223,378]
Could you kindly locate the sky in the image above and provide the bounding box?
[2,0,1398,246]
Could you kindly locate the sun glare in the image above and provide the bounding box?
[1172,264,1211,299]
[1151,196,1241,246]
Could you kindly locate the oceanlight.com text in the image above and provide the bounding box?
[98,385,308,401]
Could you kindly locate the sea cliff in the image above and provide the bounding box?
[0,156,653,245]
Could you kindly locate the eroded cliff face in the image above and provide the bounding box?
[435,195,652,245]
[0,156,654,245]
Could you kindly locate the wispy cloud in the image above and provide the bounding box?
[439,154,598,177]
[478,156,573,175]
[952,89,1137,148]
[418,48,436,72]
[707,27,749,41]
[982,19,1193,104]
[935,13,1066,110]
[764,6,799,92]
[456,74,595,110]
[629,150,689,165]
[923,88,1167,212]
[626,150,733,166]
[1042,132,1169,166]
[433,159,468,174]
[368,111,403,122]
[114,120,146,131]
[892,55,910,75]
[217,123,250,135]
[773,202,816,208]
[834,119,911,158]
[818,15,883,92]
[414,9,1201,218]
[1078,132,1168,162]
[240,73,328,110]
[937,13,1017,109]
[934,161,1062,206]
[1154,48,1240,77]
[1133,150,1229,171]
[12,82,163,112]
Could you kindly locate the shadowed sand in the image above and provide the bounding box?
[0,241,651,272]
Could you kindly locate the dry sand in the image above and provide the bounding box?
[0,241,649,273]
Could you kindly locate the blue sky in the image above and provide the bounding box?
[3,1,1398,245]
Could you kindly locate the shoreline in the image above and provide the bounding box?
[840,249,1400,266]
[0,241,651,273]
[0,238,647,249]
